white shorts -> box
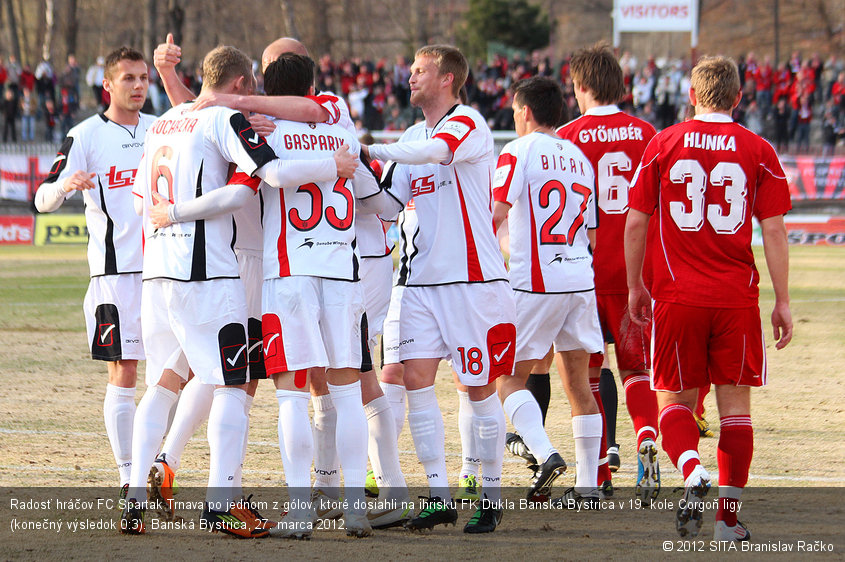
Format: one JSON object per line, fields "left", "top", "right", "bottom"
{"left": 514, "top": 290, "right": 604, "bottom": 362}
{"left": 262, "top": 276, "right": 365, "bottom": 373}
{"left": 399, "top": 281, "right": 516, "bottom": 386}
{"left": 142, "top": 278, "right": 248, "bottom": 387}
{"left": 83, "top": 273, "right": 144, "bottom": 361}
{"left": 360, "top": 255, "right": 393, "bottom": 349}
{"left": 381, "top": 284, "right": 405, "bottom": 365}
{"left": 237, "top": 250, "right": 267, "bottom": 379}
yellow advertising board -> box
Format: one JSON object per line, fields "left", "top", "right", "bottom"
{"left": 34, "top": 214, "right": 88, "bottom": 245}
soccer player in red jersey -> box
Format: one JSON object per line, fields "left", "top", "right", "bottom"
{"left": 625, "top": 56, "right": 793, "bottom": 541}
{"left": 557, "top": 44, "right": 660, "bottom": 501}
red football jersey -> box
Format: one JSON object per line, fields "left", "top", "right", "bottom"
{"left": 557, "top": 106, "right": 656, "bottom": 294}
{"left": 629, "top": 113, "right": 791, "bottom": 307}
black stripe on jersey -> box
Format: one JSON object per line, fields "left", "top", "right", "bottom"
{"left": 230, "top": 216, "right": 237, "bottom": 252}
{"left": 351, "top": 238, "right": 359, "bottom": 282}
{"left": 229, "top": 113, "right": 278, "bottom": 170}
{"left": 378, "top": 162, "right": 407, "bottom": 212}
{"left": 190, "top": 161, "right": 208, "bottom": 282}
{"left": 259, "top": 190, "right": 265, "bottom": 229}
{"left": 396, "top": 214, "right": 420, "bottom": 287}
{"left": 43, "top": 137, "right": 74, "bottom": 184}
{"left": 97, "top": 176, "right": 118, "bottom": 275}
{"left": 513, "top": 286, "right": 594, "bottom": 295}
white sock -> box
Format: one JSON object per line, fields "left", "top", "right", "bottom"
{"left": 503, "top": 390, "right": 556, "bottom": 463}
{"left": 407, "top": 386, "right": 450, "bottom": 501}
{"left": 160, "top": 377, "right": 214, "bottom": 471}
{"left": 206, "top": 387, "right": 248, "bottom": 510}
{"left": 380, "top": 382, "right": 406, "bottom": 439}
{"left": 457, "top": 390, "right": 480, "bottom": 478}
{"left": 311, "top": 393, "right": 340, "bottom": 495}
{"left": 364, "top": 395, "right": 408, "bottom": 500}
{"left": 104, "top": 384, "right": 135, "bottom": 487}
{"left": 277, "top": 390, "right": 313, "bottom": 509}
{"left": 327, "top": 381, "right": 368, "bottom": 515}
{"left": 127, "top": 385, "right": 178, "bottom": 502}
{"left": 572, "top": 414, "right": 603, "bottom": 496}
{"left": 470, "top": 393, "right": 505, "bottom": 503}
{"left": 232, "top": 393, "right": 253, "bottom": 498}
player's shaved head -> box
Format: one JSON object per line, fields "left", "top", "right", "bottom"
{"left": 262, "top": 37, "right": 309, "bottom": 72}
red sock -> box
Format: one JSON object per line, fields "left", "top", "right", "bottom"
{"left": 622, "top": 373, "right": 658, "bottom": 447}
{"left": 658, "top": 404, "right": 701, "bottom": 480}
{"left": 695, "top": 386, "right": 710, "bottom": 417}
{"left": 590, "top": 378, "right": 612, "bottom": 486}
{"left": 716, "top": 416, "right": 753, "bottom": 526}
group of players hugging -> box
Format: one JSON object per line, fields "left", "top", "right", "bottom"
{"left": 35, "top": 32, "right": 792, "bottom": 542}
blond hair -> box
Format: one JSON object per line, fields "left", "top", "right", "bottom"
{"left": 415, "top": 44, "right": 468, "bottom": 97}
{"left": 201, "top": 45, "right": 253, "bottom": 90}
{"left": 690, "top": 56, "right": 741, "bottom": 111}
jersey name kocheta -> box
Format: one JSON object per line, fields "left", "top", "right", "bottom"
{"left": 260, "top": 119, "right": 377, "bottom": 281}
{"left": 629, "top": 114, "right": 791, "bottom": 307}
{"left": 384, "top": 104, "right": 507, "bottom": 286}
{"left": 43, "top": 113, "right": 156, "bottom": 277}
{"left": 133, "top": 103, "right": 277, "bottom": 281}
{"left": 493, "top": 132, "right": 596, "bottom": 293}
{"left": 556, "top": 106, "right": 656, "bottom": 295}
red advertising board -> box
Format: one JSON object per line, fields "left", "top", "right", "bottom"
{"left": 0, "top": 215, "right": 34, "bottom": 245}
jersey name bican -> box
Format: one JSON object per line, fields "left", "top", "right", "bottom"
{"left": 493, "top": 132, "right": 596, "bottom": 293}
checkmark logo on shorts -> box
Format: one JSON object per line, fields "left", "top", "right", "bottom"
{"left": 100, "top": 324, "right": 115, "bottom": 343}
{"left": 493, "top": 341, "right": 511, "bottom": 363}
{"left": 248, "top": 340, "right": 262, "bottom": 355}
{"left": 263, "top": 333, "right": 279, "bottom": 355}
{"left": 226, "top": 344, "right": 247, "bottom": 366}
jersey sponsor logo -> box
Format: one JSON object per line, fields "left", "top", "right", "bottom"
{"left": 122, "top": 142, "right": 144, "bottom": 149}
{"left": 410, "top": 175, "right": 435, "bottom": 197}
{"left": 105, "top": 166, "right": 137, "bottom": 189}
{"left": 298, "top": 238, "right": 315, "bottom": 249}
{"left": 548, "top": 253, "right": 564, "bottom": 265}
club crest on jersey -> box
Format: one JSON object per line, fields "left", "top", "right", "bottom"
{"left": 238, "top": 126, "right": 265, "bottom": 148}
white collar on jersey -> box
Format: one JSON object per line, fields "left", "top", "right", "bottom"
{"left": 693, "top": 113, "right": 733, "bottom": 123}
{"left": 584, "top": 104, "right": 621, "bottom": 116}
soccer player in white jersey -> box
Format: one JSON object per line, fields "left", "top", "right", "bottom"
{"left": 364, "top": 44, "right": 516, "bottom": 534}
{"left": 557, "top": 44, "right": 660, "bottom": 502}
{"left": 626, "top": 56, "right": 792, "bottom": 541}
{"left": 35, "top": 47, "right": 152, "bottom": 501}
{"left": 122, "top": 45, "right": 350, "bottom": 538}
{"left": 492, "top": 77, "right": 605, "bottom": 507}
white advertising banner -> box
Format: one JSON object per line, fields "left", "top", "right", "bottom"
{"left": 614, "top": 0, "right": 696, "bottom": 32}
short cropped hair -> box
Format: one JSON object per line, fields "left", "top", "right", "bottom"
{"left": 512, "top": 77, "right": 564, "bottom": 128}
{"left": 201, "top": 45, "right": 253, "bottom": 90}
{"left": 690, "top": 56, "right": 741, "bottom": 111}
{"left": 103, "top": 47, "right": 145, "bottom": 80}
{"left": 568, "top": 43, "right": 624, "bottom": 105}
{"left": 415, "top": 44, "right": 468, "bottom": 97}
{"left": 264, "top": 53, "right": 315, "bottom": 97}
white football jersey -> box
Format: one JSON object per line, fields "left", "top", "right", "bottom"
{"left": 133, "top": 103, "right": 277, "bottom": 281}
{"left": 40, "top": 112, "right": 155, "bottom": 277}
{"left": 314, "top": 91, "right": 392, "bottom": 258}
{"left": 493, "top": 132, "right": 597, "bottom": 293}
{"left": 383, "top": 104, "right": 507, "bottom": 286}
{"left": 260, "top": 119, "right": 377, "bottom": 281}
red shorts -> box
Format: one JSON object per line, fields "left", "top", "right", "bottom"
{"left": 589, "top": 293, "right": 650, "bottom": 372}
{"left": 651, "top": 301, "right": 766, "bottom": 393}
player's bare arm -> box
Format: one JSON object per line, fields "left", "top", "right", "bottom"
{"left": 191, "top": 91, "right": 328, "bottom": 123}
{"left": 153, "top": 33, "right": 195, "bottom": 106}
{"left": 760, "top": 214, "right": 793, "bottom": 349}
{"left": 34, "top": 170, "right": 96, "bottom": 212}
{"left": 624, "top": 208, "right": 652, "bottom": 326}
{"left": 492, "top": 201, "right": 511, "bottom": 233}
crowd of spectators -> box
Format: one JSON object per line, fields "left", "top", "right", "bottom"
{"left": 1, "top": 48, "right": 843, "bottom": 155}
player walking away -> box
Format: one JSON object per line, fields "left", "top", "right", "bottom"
{"left": 34, "top": 47, "right": 152, "bottom": 502}
{"left": 122, "top": 45, "right": 352, "bottom": 538}
{"left": 493, "top": 77, "right": 604, "bottom": 507}
{"left": 625, "top": 56, "right": 793, "bottom": 541}
{"left": 556, "top": 43, "right": 661, "bottom": 502}
{"left": 365, "top": 44, "right": 516, "bottom": 534}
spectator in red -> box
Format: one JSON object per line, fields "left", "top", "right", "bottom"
{"left": 794, "top": 93, "right": 813, "bottom": 153}
{"left": 754, "top": 55, "right": 774, "bottom": 116}
{"left": 19, "top": 64, "right": 35, "bottom": 93}
{"left": 831, "top": 71, "right": 845, "bottom": 110}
